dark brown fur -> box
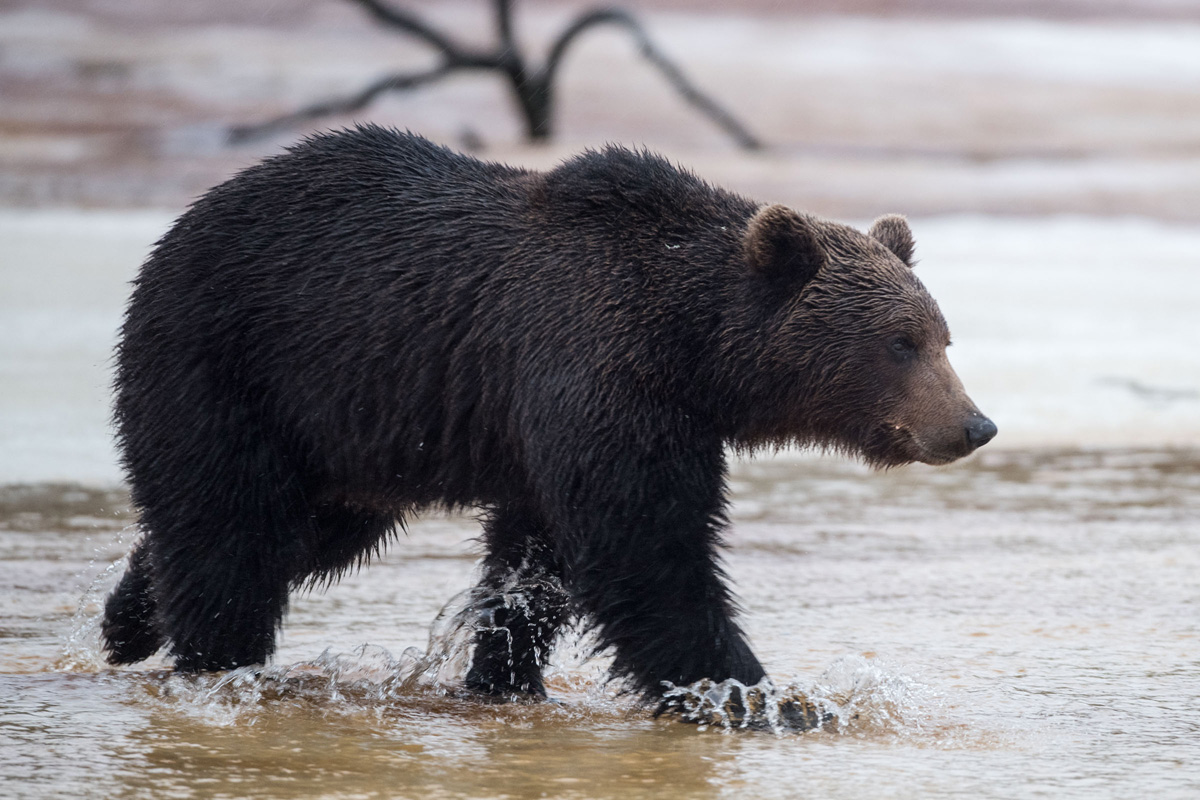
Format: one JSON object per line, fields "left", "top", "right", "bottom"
{"left": 101, "top": 126, "right": 994, "bottom": 704}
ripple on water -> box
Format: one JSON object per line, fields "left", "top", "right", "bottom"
{"left": 3, "top": 449, "right": 1199, "bottom": 798}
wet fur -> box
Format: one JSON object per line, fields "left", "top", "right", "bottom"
{"left": 103, "top": 126, "right": 977, "bottom": 698}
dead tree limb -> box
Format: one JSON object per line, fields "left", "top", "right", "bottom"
{"left": 229, "top": 66, "right": 453, "bottom": 144}
{"left": 540, "top": 8, "right": 760, "bottom": 149}
{"left": 229, "top": 0, "right": 761, "bottom": 149}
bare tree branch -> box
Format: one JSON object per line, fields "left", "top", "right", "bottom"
{"left": 541, "top": 8, "right": 761, "bottom": 149}
{"left": 348, "top": 0, "right": 502, "bottom": 69}
{"left": 228, "top": 0, "right": 762, "bottom": 150}
{"left": 229, "top": 65, "right": 453, "bottom": 144}
{"left": 346, "top": 0, "right": 465, "bottom": 61}
{"left": 494, "top": 0, "right": 520, "bottom": 55}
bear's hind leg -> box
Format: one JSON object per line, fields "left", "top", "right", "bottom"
{"left": 464, "top": 502, "right": 570, "bottom": 698}
{"left": 153, "top": 501, "right": 303, "bottom": 672}
{"left": 139, "top": 444, "right": 313, "bottom": 672}
{"left": 101, "top": 537, "right": 165, "bottom": 664}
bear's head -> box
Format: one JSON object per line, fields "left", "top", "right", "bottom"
{"left": 730, "top": 204, "right": 996, "bottom": 467}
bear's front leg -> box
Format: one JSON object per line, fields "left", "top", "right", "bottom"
{"left": 464, "top": 501, "right": 570, "bottom": 697}
{"left": 536, "top": 435, "right": 766, "bottom": 701}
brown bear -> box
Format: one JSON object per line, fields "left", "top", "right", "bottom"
{"left": 101, "top": 125, "right": 995, "bottom": 711}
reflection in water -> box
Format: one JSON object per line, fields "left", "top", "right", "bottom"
{"left": 1, "top": 448, "right": 1198, "bottom": 798}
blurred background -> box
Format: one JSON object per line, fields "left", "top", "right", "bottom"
{"left": 6, "top": 0, "right": 1200, "bottom": 214}
{"left": 3, "top": 6, "right": 1200, "bottom": 797}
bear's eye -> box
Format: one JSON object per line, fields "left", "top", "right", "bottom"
{"left": 888, "top": 336, "right": 917, "bottom": 360}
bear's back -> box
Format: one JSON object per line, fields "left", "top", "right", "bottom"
{"left": 118, "top": 128, "right": 754, "bottom": 507}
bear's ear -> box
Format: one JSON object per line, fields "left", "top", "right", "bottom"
{"left": 743, "top": 204, "right": 825, "bottom": 289}
{"left": 869, "top": 214, "right": 916, "bottom": 267}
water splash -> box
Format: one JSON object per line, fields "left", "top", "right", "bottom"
{"left": 57, "top": 524, "right": 142, "bottom": 672}
{"left": 808, "top": 655, "right": 941, "bottom": 736}
{"left": 55, "top": 529, "right": 938, "bottom": 738}
{"left": 663, "top": 655, "right": 937, "bottom": 735}
{"left": 662, "top": 678, "right": 831, "bottom": 733}
{"left": 146, "top": 587, "right": 511, "bottom": 725}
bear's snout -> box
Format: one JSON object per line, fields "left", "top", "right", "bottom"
{"left": 964, "top": 413, "right": 998, "bottom": 450}
{"left": 897, "top": 354, "right": 997, "bottom": 466}
{"left": 911, "top": 405, "right": 996, "bottom": 465}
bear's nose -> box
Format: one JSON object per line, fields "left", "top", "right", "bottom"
{"left": 965, "top": 414, "right": 998, "bottom": 449}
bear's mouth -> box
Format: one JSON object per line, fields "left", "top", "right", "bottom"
{"left": 856, "top": 422, "right": 925, "bottom": 468}
{"left": 863, "top": 422, "right": 968, "bottom": 468}
{"left": 913, "top": 448, "right": 963, "bottom": 467}
{"left": 906, "top": 426, "right": 978, "bottom": 466}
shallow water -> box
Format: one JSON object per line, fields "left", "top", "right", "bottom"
{"left": 2, "top": 448, "right": 1198, "bottom": 799}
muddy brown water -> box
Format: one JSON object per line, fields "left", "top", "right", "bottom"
{"left": 1, "top": 447, "right": 1197, "bottom": 799}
